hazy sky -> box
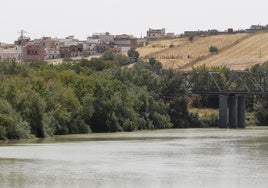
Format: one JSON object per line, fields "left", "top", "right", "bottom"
{"left": 1, "top": 0, "right": 268, "bottom": 43}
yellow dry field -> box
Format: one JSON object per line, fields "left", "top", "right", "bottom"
{"left": 137, "top": 33, "right": 268, "bottom": 70}
{"left": 192, "top": 32, "right": 268, "bottom": 70}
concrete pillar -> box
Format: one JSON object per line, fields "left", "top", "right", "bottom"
{"left": 237, "top": 95, "right": 246, "bottom": 128}
{"left": 229, "top": 95, "right": 238, "bottom": 128}
{"left": 219, "top": 95, "right": 228, "bottom": 128}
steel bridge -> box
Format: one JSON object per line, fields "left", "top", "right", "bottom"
{"left": 183, "top": 71, "right": 268, "bottom": 128}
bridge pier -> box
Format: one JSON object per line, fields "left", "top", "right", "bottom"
{"left": 229, "top": 95, "right": 238, "bottom": 128}
{"left": 219, "top": 95, "right": 228, "bottom": 128}
{"left": 219, "top": 95, "right": 246, "bottom": 128}
{"left": 237, "top": 96, "right": 246, "bottom": 128}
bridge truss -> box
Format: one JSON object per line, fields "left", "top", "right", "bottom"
{"left": 183, "top": 71, "right": 268, "bottom": 95}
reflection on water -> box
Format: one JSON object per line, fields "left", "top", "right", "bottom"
{"left": 0, "top": 128, "right": 268, "bottom": 188}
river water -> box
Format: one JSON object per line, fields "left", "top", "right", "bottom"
{"left": 0, "top": 128, "right": 268, "bottom": 188}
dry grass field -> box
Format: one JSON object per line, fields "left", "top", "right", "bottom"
{"left": 137, "top": 32, "right": 268, "bottom": 71}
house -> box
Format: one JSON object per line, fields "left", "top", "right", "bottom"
{"left": 114, "top": 34, "right": 137, "bottom": 52}
{"left": 228, "top": 28, "right": 234, "bottom": 34}
{"left": 59, "top": 44, "right": 83, "bottom": 58}
{"left": 147, "top": 28, "right": 165, "bottom": 40}
{"left": 94, "top": 44, "right": 111, "bottom": 54}
{"left": 87, "top": 37, "right": 101, "bottom": 45}
{"left": 0, "top": 42, "right": 15, "bottom": 49}
{"left": 137, "top": 38, "right": 147, "bottom": 47}
{"left": 0, "top": 48, "right": 18, "bottom": 61}
{"left": 246, "top": 25, "right": 268, "bottom": 33}
{"left": 70, "top": 44, "right": 83, "bottom": 57}
{"left": 92, "top": 32, "right": 114, "bottom": 44}
{"left": 34, "top": 37, "right": 59, "bottom": 48}
{"left": 23, "top": 43, "right": 45, "bottom": 62}
{"left": 45, "top": 48, "right": 61, "bottom": 60}
{"left": 165, "top": 33, "right": 175, "bottom": 39}
{"left": 59, "top": 36, "right": 79, "bottom": 47}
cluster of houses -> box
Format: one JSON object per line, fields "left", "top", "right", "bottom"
{"left": 0, "top": 32, "right": 142, "bottom": 62}
{"left": 0, "top": 28, "right": 178, "bottom": 62}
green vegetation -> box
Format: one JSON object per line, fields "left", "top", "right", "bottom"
{"left": 0, "top": 52, "right": 198, "bottom": 140}
{"left": 127, "top": 49, "right": 140, "bottom": 62}
{"left": 250, "top": 62, "right": 268, "bottom": 125}
{"left": 1, "top": 55, "right": 267, "bottom": 140}
{"left": 209, "top": 45, "right": 218, "bottom": 54}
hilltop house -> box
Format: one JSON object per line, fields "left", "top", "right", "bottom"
{"left": 246, "top": 25, "right": 268, "bottom": 33}
{"left": 146, "top": 28, "right": 166, "bottom": 40}
{"left": 114, "top": 34, "right": 137, "bottom": 52}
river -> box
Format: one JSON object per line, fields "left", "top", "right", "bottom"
{"left": 0, "top": 128, "right": 268, "bottom": 188}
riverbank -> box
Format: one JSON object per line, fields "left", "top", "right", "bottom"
{"left": 1, "top": 127, "right": 268, "bottom": 145}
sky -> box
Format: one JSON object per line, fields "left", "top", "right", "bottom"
{"left": 1, "top": 0, "right": 268, "bottom": 43}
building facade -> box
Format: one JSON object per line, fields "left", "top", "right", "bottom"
{"left": 114, "top": 35, "right": 137, "bottom": 48}
{"left": 0, "top": 48, "right": 18, "bottom": 61}
{"left": 147, "top": 28, "right": 166, "bottom": 40}
{"left": 34, "top": 37, "right": 59, "bottom": 48}
{"left": 23, "top": 43, "right": 45, "bottom": 62}
{"left": 45, "top": 48, "right": 61, "bottom": 60}
{"left": 59, "top": 44, "right": 83, "bottom": 58}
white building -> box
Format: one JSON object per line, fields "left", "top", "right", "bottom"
{"left": 89, "top": 32, "right": 114, "bottom": 44}
{"left": 99, "top": 34, "right": 114, "bottom": 44}
{"left": 0, "top": 48, "right": 19, "bottom": 61}
{"left": 87, "top": 37, "right": 101, "bottom": 44}
{"left": 45, "top": 48, "right": 61, "bottom": 60}
{"left": 59, "top": 36, "right": 79, "bottom": 46}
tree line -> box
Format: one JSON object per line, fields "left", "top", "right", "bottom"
{"left": 0, "top": 51, "right": 267, "bottom": 140}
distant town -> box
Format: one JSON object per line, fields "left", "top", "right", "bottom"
{"left": 0, "top": 24, "right": 267, "bottom": 62}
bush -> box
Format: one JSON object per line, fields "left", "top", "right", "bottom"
{"left": 127, "top": 49, "right": 140, "bottom": 62}
{"left": 199, "top": 113, "right": 218, "bottom": 127}
{"left": 209, "top": 46, "right": 218, "bottom": 53}
{"left": 188, "top": 35, "right": 194, "bottom": 42}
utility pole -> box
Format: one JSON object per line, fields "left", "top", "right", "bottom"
{"left": 16, "top": 30, "right": 29, "bottom": 61}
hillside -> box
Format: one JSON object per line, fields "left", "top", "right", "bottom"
{"left": 137, "top": 32, "right": 268, "bottom": 71}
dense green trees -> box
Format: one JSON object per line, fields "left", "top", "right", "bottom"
{"left": 0, "top": 54, "right": 193, "bottom": 140}
{"left": 1, "top": 54, "right": 267, "bottom": 140}
{"left": 250, "top": 62, "right": 268, "bottom": 125}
